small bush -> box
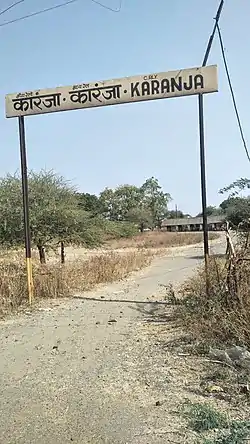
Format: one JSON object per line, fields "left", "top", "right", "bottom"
{"left": 201, "top": 421, "right": 250, "bottom": 443}
{"left": 184, "top": 402, "right": 228, "bottom": 433}
{"left": 212, "top": 421, "right": 250, "bottom": 444}
{"left": 184, "top": 403, "right": 250, "bottom": 444}
{"left": 176, "top": 254, "right": 250, "bottom": 348}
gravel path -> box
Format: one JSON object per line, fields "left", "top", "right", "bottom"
{"left": 0, "top": 239, "right": 225, "bottom": 444}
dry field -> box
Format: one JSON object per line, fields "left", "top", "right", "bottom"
{"left": 105, "top": 230, "right": 219, "bottom": 249}
{"left": 0, "top": 250, "right": 153, "bottom": 317}
{"left": 0, "top": 231, "right": 220, "bottom": 317}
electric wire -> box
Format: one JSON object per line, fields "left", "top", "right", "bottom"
{"left": 0, "top": 0, "right": 24, "bottom": 17}
{"left": 216, "top": 24, "right": 250, "bottom": 163}
{"left": 0, "top": 0, "right": 122, "bottom": 27}
{"left": 90, "top": 0, "right": 122, "bottom": 12}
{"left": 0, "top": 0, "right": 82, "bottom": 27}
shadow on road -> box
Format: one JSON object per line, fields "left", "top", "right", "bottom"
{"left": 134, "top": 301, "right": 174, "bottom": 324}
{"left": 73, "top": 295, "right": 168, "bottom": 306}
{"left": 73, "top": 295, "right": 173, "bottom": 323}
{"left": 188, "top": 252, "right": 226, "bottom": 260}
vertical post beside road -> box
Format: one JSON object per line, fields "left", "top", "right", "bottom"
{"left": 18, "top": 115, "right": 34, "bottom": 304}
{"left": 198, "top": 93, "right": 209, "bottom": 270}
{"left": 198, "top": 0, "right": 224, "bottom": 283}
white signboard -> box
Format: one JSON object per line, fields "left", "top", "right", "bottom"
{"left": 5, "top": 65, "right": 218, "bottom": 118}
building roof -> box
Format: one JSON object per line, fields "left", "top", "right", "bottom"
{"left": 162, "top": 215, "right": 225, "bottom": 226}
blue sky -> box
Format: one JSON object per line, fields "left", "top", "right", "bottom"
{"left": 0, "top": 0, "right": 249, "bottom": 215}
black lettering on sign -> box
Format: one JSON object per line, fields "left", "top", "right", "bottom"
{"left": 16, "top": 91, "right": 34, "bottom": 98}
{"left": 130, "top": 82, "right": 140, "bottom": 97}
{"left": 91, "top": 89, "right": 102, "bottom": 102}
{"left": 41, "top": 93, "right": 62, "bottom": 109}
{"left": 11, "top": 93, "right": 62, "bottom": 113}
{"left": 69, "top": 89, "right": 92, "bottom": 104}
{"left": 131, "top": 79, "right": 170, "bottom": 97}
{"left": 194, "top": 74, "right": 204, "bottom": 90}
{"left": 143, "top": 74, "right": 158, "bottom": 80}
{"left": 151, "top": 80, "right": 160, "bottom": 95}
{"left": 161, "top": 79, "right": 170, "bottom": 94}
{"left": 69, "top": 84, "right": 122, "bottom": 105}
{"left": 72, "top": 83, "right": 90, "bottom": 90}
{"left": 170, "top": 77, "right": 182, "bottom": 92}
{"left": 12, "top": 97, "right": 33, "bottom": 112}
{"left": 183, "top": 75, "right": 193, "bottom": 91}
{"left": 101, "top": 84, "right": 122, "bottom": 100}
{"left": 141, "top": 81, "right": 151, "bottom": 96}
{"left": 130, "top": 73, "right": 205, "bottom": 98}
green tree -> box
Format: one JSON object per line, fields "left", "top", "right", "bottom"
{"left": 99, "top": 185, "right": 142, "bottom": 221}
{"left": 112, "top": 185, "right": 142, "bottom": 220}
{"left": 99, "top": 187, "right": 116, "bottom": 220}
{"left": 220, "top": 196, "right": 244, "bottom": 211}
{"left": 0, "top": 171, "right": 102, "bottom": 261}
{"left": 219, "top": 178, "right": 250, "bottom": 197}
{"left": 167, "top": 210, "right": 186, "bottom": 219}
{"left": 98, "top": 178, "right": 172, "bottom": 229}
{"left": 76, "top": 192, "right": 104, "bottom": 216}
{"left": 225, "top": 199, "right": 250, "bottom": 228}
{"left": 219, "top": 178, "right": 250, "bottom": 228}
{"left": 219, "top": 196, "right": 250, "bottom": 228}
{"left": 140, "top": 177, "right": 172, "bottom": 228}
{"left": 196, "top": 206, "right": 223, "bottom": 217}
{"left": 126, "top": 207, "right": 153, "bottom": 232}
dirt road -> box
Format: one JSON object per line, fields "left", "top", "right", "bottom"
{"left": 0, "top": 239, "right": 225, "bottom": 444}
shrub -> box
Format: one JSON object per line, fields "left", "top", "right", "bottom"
{"left": 175, "top": 252, "right": 250, "bottom": 348}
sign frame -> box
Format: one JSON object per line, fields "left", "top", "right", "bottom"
{"left": 5, "top": 65, "right": 218, "bottom": 118}
{"left": 5, "top": 63, "right": 219, "bottom": 304}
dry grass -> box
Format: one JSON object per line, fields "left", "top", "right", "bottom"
{"left": 106, "top": 231, "right": 220, "bottom": 249}
{"left": 174, "top": 253, "right": 250, "bottom": 348}
{"left": 0, "top": 250, "right": 153, "bottom": 317}
{"left": 0, "top": 231, "right": 220, "bottom": 317}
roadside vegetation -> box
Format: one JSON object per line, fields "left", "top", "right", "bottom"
{"left": 106, "top": 231, "right": 219, "bottom": 249}
{"left": 158, "top": 177, "right": 250, "bottom": 439}
{"left": 0, "top": 171, "right": 174, "bottom": 257}
{"left": 1, "top": 170, "right": 248, "bottom": 321}
{"left": 183, "top": 402, "right": 250, "bottom": 443}
{"left": 0, "top": 250, "right": 153, "bottom": 317}
{"left": 175, "top": 252, "right": 250, "bottom": 348}
{"left": 0, "top": 169, "right": 219, "bottom": 316}
{"left": 171, "top": 177, "right": 250, "bottom": 349}
{"left": 1, "top": 171, "right": 250, "bottom": 440}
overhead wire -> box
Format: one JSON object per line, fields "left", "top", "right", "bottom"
{"left": 90, "top": 0, "right": 122, "bottom": 12}
{"left": 0, "top": 0, "right": 82, "bottom": 27}
{"left": 0, "top": 0, "right": 122, "bottom": 27}
{"left": 216, "top": 24, "right": 250, "bottom": 163}
{"left": 0, "top": 0, "right": 24, "bottom": 17}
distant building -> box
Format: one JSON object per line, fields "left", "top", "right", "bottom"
{"left": 161, "top": 215, "right": 225, "bottom": 232}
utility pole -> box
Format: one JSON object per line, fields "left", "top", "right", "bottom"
{"left": 18, "top": 116, "right": 34, "bottom": 304}
{"left": 198, "top": 0, "right": 224, "bottom": 274}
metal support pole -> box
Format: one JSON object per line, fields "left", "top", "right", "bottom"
{"left": 198, "top": 94, "right": 209, "bottom": 269}
{"left": 18, "top": 116, "right": 34, "bottom": 304}
{"left": 198, "top": 0, "right": 224, "bottom": 275}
